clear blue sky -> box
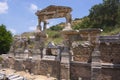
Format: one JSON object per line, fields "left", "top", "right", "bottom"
{"left": 0, "top": 0, "right": 103, "bottom": 34}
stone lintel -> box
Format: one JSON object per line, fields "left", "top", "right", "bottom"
{"left": 71, "top": 61, "right": 91, "bottom": 66}
{"left": 101, "top": 63, "right": 120, "bottom": 68}
{"left": 36, "top": 5, "right": 72, "bottom": 21}
{"left": 100, "top": 35, "right": 120, "bottom": 43}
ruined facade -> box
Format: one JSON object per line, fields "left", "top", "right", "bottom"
{"left": 2, "top": 5, "right": 120, "bottom": 80}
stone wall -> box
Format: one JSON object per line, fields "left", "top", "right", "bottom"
{"left": 100, "top": 43, "right": 120, "bottom": 64}
{"left": 2, "top": 58, "right": 60, "bottom": 79}
{"left": 100, "top": 68, "right": 120, "bottom": 80}
{"left": 38, "top": 60, "right": 60, "bottom": 78}
{"left": 70, "top": 61, "right": 91, "bottom": 80}
{"left": 2, "top": 57, "right": 15, "bottom": 69}
{"left": 72, "top": 43, "right": 93, "bottom": 62}
{"left": 3, "top": 31, "right": 120, "bottom": 80}
{"left": 60, "top": 63, "right": 69, "bottom": 79}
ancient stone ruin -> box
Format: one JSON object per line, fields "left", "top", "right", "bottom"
{"left": 1, "top": 5, "right": 120, "bottom": 80}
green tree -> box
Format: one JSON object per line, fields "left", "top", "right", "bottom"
{"left": 0, "top": 24, "right": 13, "bottom": 54}
{"left": 116, "top": 0, "right": 120, "bottom": 26}
{"left": 73, "top": 0, "right": 120, "bottom": 32}
{"left": 89, "top": 0, "right": 120, "bottom": 30}
{"left": 73, "top": 17, "right": 91, "bottom": 30}
{"left": 50, "top": 25, "right": 63, "bottom": 31}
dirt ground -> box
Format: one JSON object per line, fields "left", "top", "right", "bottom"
{"left": 0, "top": 68, "right": 56, "bottom": 80}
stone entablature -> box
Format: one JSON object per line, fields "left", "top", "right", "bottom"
{"left": 62, "top": 29, "right": 102, "bottom": 45}
{"left": 99, "top": 35, "right": 120, "bottom": 43}
{"left": 36, "top": 5, "right": 72, "bottom": 21}
{"left": 35, "top": 5, "right": 72, "bottom": 32}
{"left": 61, "top": 29, "right": 101, "bottom": 63}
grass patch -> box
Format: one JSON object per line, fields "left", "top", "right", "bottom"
{"left": 46, "top": 29, "right": 63, "bottom": 45}
{"left": 101, "top": 27, "right": 120, "bottom": 36}
{"left": 0, "top": 56, "right": 3, "bottom": 63}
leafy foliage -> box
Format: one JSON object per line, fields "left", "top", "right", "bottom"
{"left": 46, "top": 29, "right": 62, "bottom": 44}
{"left": 89, "top": 0, "right": 120, "bottom": 29}
{"left": 73, "top": 0, "right": 120, "bottom": 33}
{"left": 73, "top": 17, "right": 91, "bottom": 30}
{"left": 50, "top": 25, "right": 63, "bottom": 31}
{"left": 0, "top": 24, "right": 13, "bottom": 54}
{"left": 0, "top": 56, "right": 3, "bottom": 63}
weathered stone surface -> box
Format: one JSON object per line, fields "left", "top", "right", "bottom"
{"left": 70, "top": 62, "right": 91, "bottom": 80}
{"left": 72, "top": 43, "right": 93, "bottom": 62}
{"left": 2, "top": 58, "right": 60, "bottom": 79}
{"left": 62, "top": 23, "right": 72, "bottom": 31}
{"left": 100, "top": 43, "right": 120, "bottom": 64}
{"left": 36, "top": 5, "right": 72, "bottom": 33}
{"left": 100, "top": 68, "right": 120, "bottom": 80}
{"left": 60, "top": 63, "right": 70, "bottom": 79}
{"left": 36, "top": 5, "right": 72, "bottom": 21}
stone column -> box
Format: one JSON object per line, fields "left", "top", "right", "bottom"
{"left": 38, "top": 19, "right": 41, "bottom": 31}
{"left": 91, "top": 34, "right": 101, "bottom": 80}
{"left": 65, "top": 13, "right": 72, "bottom": 24}
{"left": 39, "top": 37, "right": 45, "bottom": 58}
{"left": 63, "top": 23, "right": 72, "bottom": 31}
{"left": 34, "top": 27, "right": 46, "bottom": 59}
{"left": 63, "top": 13, "right": 72, "bottom": 31}
{"left": 43, "top": 20, "right": 48, "bottom": 32}
{"left": 60, "top": 30, "right": 73, "bottom": 80}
